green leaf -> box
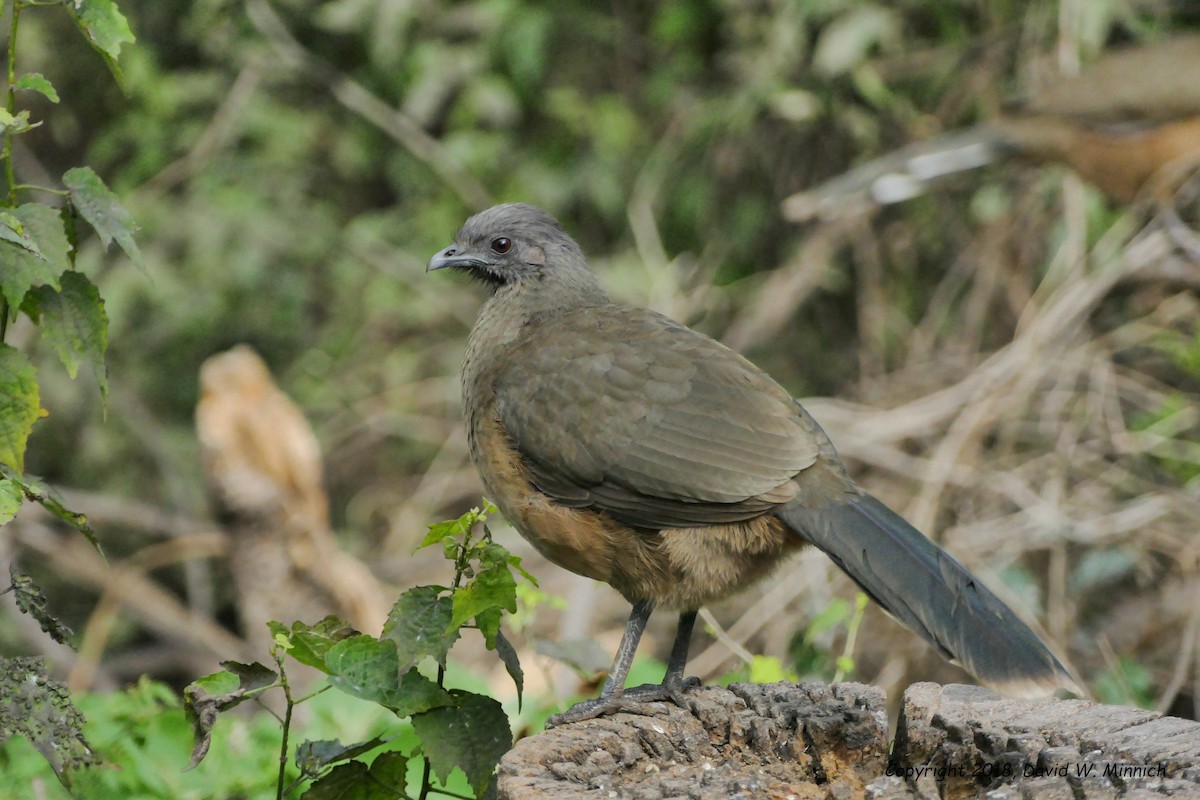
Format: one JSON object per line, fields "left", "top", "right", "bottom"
{"left": 269, "top": 616, "right": 357, "bottom": 672}
{"left": 411, "top": 691, "right": 511, "bottom": 798}
{"left": 62, "top": 167, "right": 142, "bottom": 269}
{"left": 323, "top": 634, "right": 455, "bottom": 716}
{"left": 748, "top": 655, "right": 796, "bottom": 684}
{"left": 494, "top": 629, "right": 523, "bottom": 709}
{"left": 0, "top": 204, "right": 71, "bottom": 314}
{"left": 26, "top": 271, "right": 109, "bottom": 404}
{"left": 0, "top": 478, "right": 21, "bottom": 524}
{"left": 0, "top": 656, "right": 97, "bottom": 776}
{"left": 301, "top": 752, "right": 408, "bottom": 799}
{"left": 14, "top": 73, "right": 59, "bottom": 104}
{"left": 419, "top": 515, "right": 470, "bottom": 550}
{"left": 474, "top": 607, "right": 502, "bottom": 650}
{"left": 451, "top": 562, "right": 517, "bottom": 630}
{"left": 391, "top": 667, "right": 453, "bottom": 717}
{"left": 219, "top": 659, "right": 277, "bottom": 693}
{"left": 295, "top": 737, "right": 388, "bottom": 778}
{"left": 382, "top": 586, "right": 460, "bottom": 670}
{"left": 0, "top": 108, "right": 34, "bottom": 134}
{"left": 182, "top": 662, "right": 279, "bottom": 770}
{"left": 0, "top": 466, "right": 101, "bottom": 553}
{"left": 9, "top": 567, "right": 75, "bottom": 648}
{"left": 66, "top": 0, "right": 135, "bottom": 87}
{"left": 0, "top": 211, "right": 43, "bottom": 256}
{"left": 803, "top": 598, "right": 850, "bottom": 642}
{"left": 418, "top": 502, "right": 494, "bottom": 550}
{"left": 0, "top": 345, "right": 45, "bottom": 471}
{"left": 324, "top": 635, "right": 401, "bottom": 706}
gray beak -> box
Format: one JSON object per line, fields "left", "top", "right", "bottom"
{"left": 427, "top": 246, "right": 487, "bottom": 273}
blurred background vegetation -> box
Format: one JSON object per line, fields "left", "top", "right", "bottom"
{"left": 4, "top": 0, "right": 1200, "bottom": 787}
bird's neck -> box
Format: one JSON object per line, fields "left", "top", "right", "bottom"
{"left": 461, "top": 268, "right": 608, "bottom": 413}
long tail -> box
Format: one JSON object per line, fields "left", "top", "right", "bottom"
{"left": 778, "top": 492, "right": 1079, "bottom": 697}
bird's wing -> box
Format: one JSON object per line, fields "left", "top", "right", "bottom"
{"left": 493, "top": 305, "right": 819, "bottom": 528}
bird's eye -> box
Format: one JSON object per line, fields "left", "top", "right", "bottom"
{"left": 490, "top": 237, "right": 512, "bottom": 254}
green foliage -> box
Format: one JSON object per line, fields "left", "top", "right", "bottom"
{"left": 383, "top": 587, "right": 460, "bottom": 669}
{"left": 62, "top": 167, "right": 143, "bottom": 269}
{"left": 0, "top": 0, "right": 138, "bottom": 788}
{"left": 0, "top": 345, "right": 43, "bottom": 471}
{"left": 6, "top": 566, "right": 75, "bottom": 647}
{"left": 65, "top": 0, "right": 137, "bottom": 87}
{"left": 1, "top": 677, "right": 409, "bottom": 799}
{"left": 0, "top": 465, "right": 101, "bottom": 549}
{"left": 180, "top": 503, "right": 531, "bottom": 799}
{"left": 0, "top": 0, "right": 139, "bottom": 526}
{"left": 0, "top": 656, "right": 96, "bottom": 784}
{"left": 1093, "top": 657, "right": 1156, "bottom": 710}
{"left": 1130, "top": 394, "right": 1200, "bottom": 486}
{"left": 759, "top": 592, "right": 869, "bottom": 684}
{"left": 24, "top": 271, "right": 110, "bottom": 403}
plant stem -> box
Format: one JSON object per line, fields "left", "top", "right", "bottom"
{"left": 419, "top": 522, "right": 481, "bottom": 800}
{"left": 417, "top": 661, "right": 451, "bottom": 800}
{"left": 276, "top": 660, "right": 294, "bottom": 800}
{"left": 5, "top": 0, "right": 19, "bottom": 206}
{"left": 0, "top": 0, "right": 19, "bottom": 344}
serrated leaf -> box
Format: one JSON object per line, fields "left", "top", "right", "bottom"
{"left": 26, "top": 272, "right": 108, "bottom": 404}
{"left": 0, "top": 466, "right": 101, "bottom": 553}
{"left": 0, "top": 109, "right": 34, "bottom": 134}
{"left": 0, "top": 479, "right": 21, "bottom": 524}
{"left": 412, "top": 691, "right": 511, "bottom": 797}
{"left": 0, "top": 211, "right": 43, "bottom": 256}
{"left": 451, "top": 563, "right": 517, "bottom": 630}
{"left": 494, "top": 629, "right": 523, "bottom": 710}
{"left": 391, "top": 667, "right": 453, "bottom": 717}
{"left": 9, "top": 567, "right": 74, "bottom": 647}
{"left": 419, "top": 516, "right": 469, "bottom": 550}
{"left": 382, "top": 586, "right": 459, "bottom": 670}
{"left": 269, "top": 616, "right": 357, "bottom": 672}
{"left": 324, "top": 635, "right": 400, "bottom": 706}
{"left": 419, "top": 503, "right": 493, "bottom": 550}
{"left": 0, "top": 656, "right": 97, "bottom": 775}
{"left": 15, "top": 73, "right": 58, "bottom": 104}
{"left": 0, "top": 204, "right": 70, "bottom": 314}
{"left": 219, "top": 659, "right": 277, "bottom": 693}
{"left": 183, "top": 662, "right": 279, "bottom": 770}
{"left": 295, "top": 737, "right": 388, "bottom": 777}
{"left": 474, "top": 607, "right": 501, "bottom": 650}
{"left": 62, "top": 167, "right": 142, "bottom": 269}
{"left": 0, "top": 346, "right": 45, "bottom": 472}
{"left": 301, "top": 751, "right": 408, "bottom": 799}
{"left": 66, "top": 0, "right": 134, "bottom": 87}
{"left": 323, "top": 634, "right": 455, "bottom": 717}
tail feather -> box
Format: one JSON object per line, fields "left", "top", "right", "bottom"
{"left": 779, "top": 493, "right": 1078, "bottom": 698}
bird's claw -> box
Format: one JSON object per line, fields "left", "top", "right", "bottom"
{"left": 546, "top": 676, "right": 701, "bottom": 727}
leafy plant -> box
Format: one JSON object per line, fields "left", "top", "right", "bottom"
{"left": 0, "top": 0, "right": 140, "bottom": 791}
{"left": 783, "top": 592, "right": 869, "bottom": 683}
{"left": 184, "top": 503, "right": 531, "bottom": 799}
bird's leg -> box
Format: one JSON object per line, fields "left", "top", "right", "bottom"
{"left": 663, "top": 609, "right": 702, "bottom": 700}
{"left": 547, "top": 605, "right": 706, "bottom": 726}
{"left": 546, "top": 599, "right": 654, "bottom": 726}
{"left": 622, "top": 609, "right": 701, "bottom": 705}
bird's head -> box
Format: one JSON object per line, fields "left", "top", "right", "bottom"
{"left": 427, "top": 204, "right": 605, "bottom": 304}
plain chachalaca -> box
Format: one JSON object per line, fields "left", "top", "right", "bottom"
{"left": 429, "top": 203, "right": 1077, "bottom": 724}
{"left": 784, "top": 35, "right": 1200, "bottom": 220}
